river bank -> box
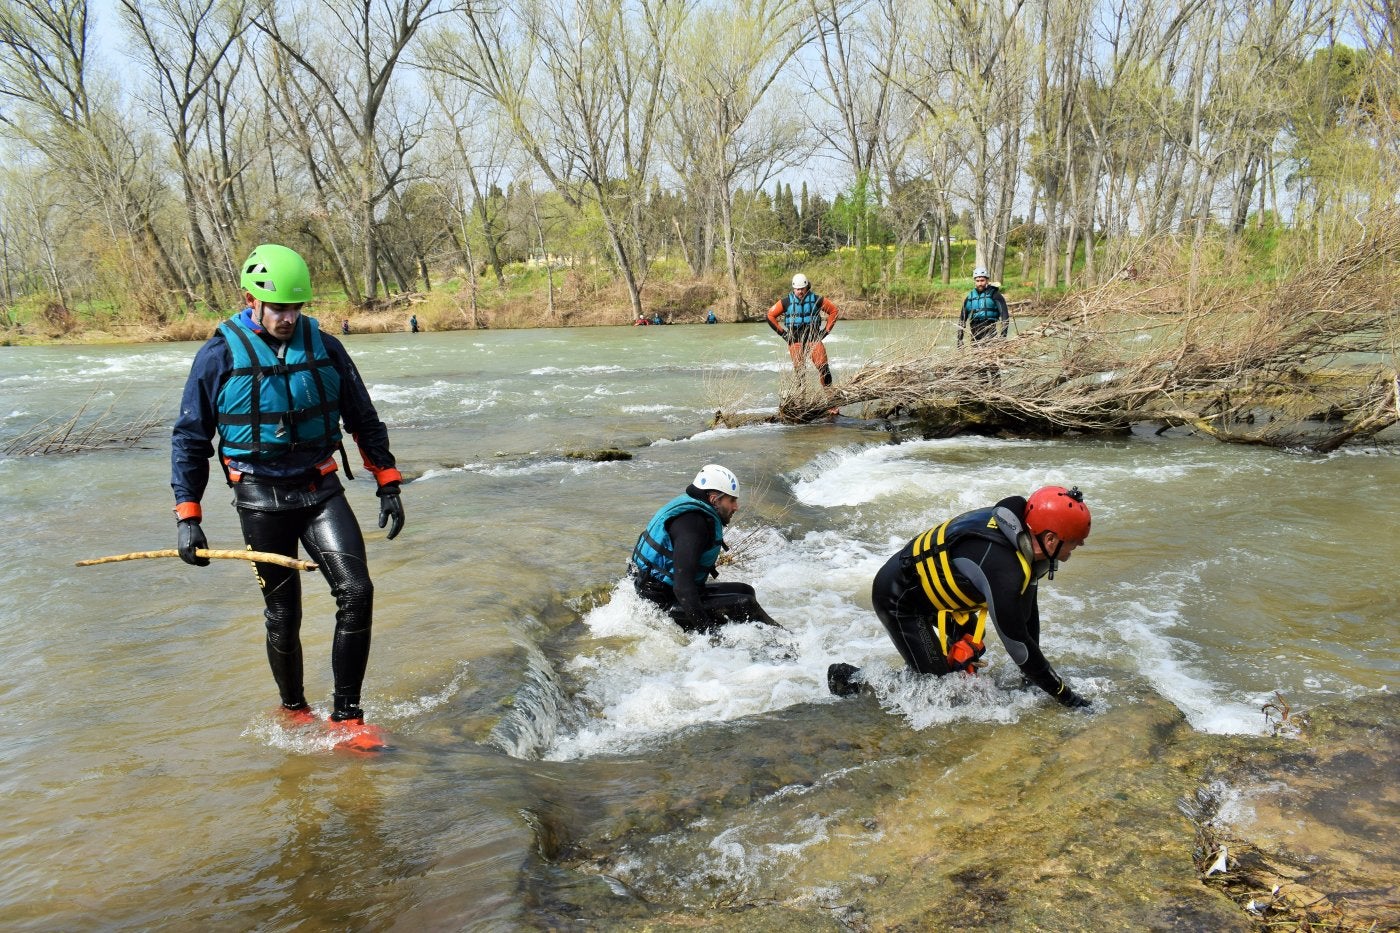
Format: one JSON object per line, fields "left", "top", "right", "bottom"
{"left": 0, "top": 272, "right": 1066, "bottom": 347}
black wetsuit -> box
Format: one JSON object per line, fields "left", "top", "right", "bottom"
{"left": 632, "top": 507, "right": 774, "bottom": 632}
{"left": 872, "top": 496, "right": 1072, "bottom": 700}
{"left": 233, "top": 476, "right": 373, "bottom": 716}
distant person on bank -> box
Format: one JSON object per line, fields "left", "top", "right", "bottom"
{"left": 958, "top": 267, "right": 1009, "bottom": 347}
{"left": 170, "top": 244, "right": 405, "bottom": 739}
{"left": 829, "top": 486, "right": 1094, "bottom": 711}
{"left": 766, "top": 273, "right": 840, "bottom": 389}
{"left": 629, "top": 464, "right": 780, "bottom": 632}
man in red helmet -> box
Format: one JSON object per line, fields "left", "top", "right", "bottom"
{"left": 829, "top": 486, "right": 1093, "bottom": 709}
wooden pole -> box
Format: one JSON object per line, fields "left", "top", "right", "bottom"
{"left": 76, "top": 549, "right": 318, "bottom": 572}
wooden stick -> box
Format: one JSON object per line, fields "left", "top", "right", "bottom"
{"left": 76, "top": 549, "right": 318, "bottom": 572}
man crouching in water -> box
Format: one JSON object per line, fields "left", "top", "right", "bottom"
{"left": 629, "top": 464, "right": 780, "bottom": 632}
{"left": 829, "top": 486, "right": 1093, "bottom": 710}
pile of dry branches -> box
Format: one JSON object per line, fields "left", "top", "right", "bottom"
{"left": 803, "top": 213, "right": 1400, "bottom": 452}
{"left": 3, "top": 393, "right": 167, "bottom": 457}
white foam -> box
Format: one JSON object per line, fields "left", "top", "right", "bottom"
{"left": 786, "top": 437, "right": 1215, "bottom": 512}
{"left": 621, "top": 404, "right": 690, "bottom": 414}
{"left": 545, "top": 523, "right": 1050, "bottom": 759}
{"left": 1102, "top": 569, "right": 1273, "bottom": 735}
{"left": 861, "top": 663, "right": 1046, "bottom": 729}
{"left": 528, "top": 364, "right": 628, "bottom": 376}
{"left": 544, "top": 437, "right": 1330, "bottom": 757}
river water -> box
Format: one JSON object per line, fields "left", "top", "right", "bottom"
{"left": 1, "top": 321, "right": 1396, "bottom": 930}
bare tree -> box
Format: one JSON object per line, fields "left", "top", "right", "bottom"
{"left": 120, "top": 0, "right": 250, "bottom": 307}
{"left": 432, "top": 0, "right": 688, "bottom": 320}
{"left": 252, "top": 0, "right": 458, "bottom": 305}
{"left": 804, "top": 0, "right": 898, "bottom": 292}
{"left": 936, "top": 0, "right": 1029, "bottom": 279}
{"left": 250, "top": 42, "right": 361, "bottom": 300}
{"left": 665, "top": 0, "right": 810, "bottom": 315}
{"left": 424, "top": 74, "right": 510, "bottom": 288}
{"left": 0, "top": 0, "right": 189, "bottom": 307}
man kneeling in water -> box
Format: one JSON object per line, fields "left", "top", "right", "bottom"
{"left": 829, "top": 486, "right": 1093, "bottom": 710}
{"left": 629, "top": 464, "right": 779, "bottom": 632}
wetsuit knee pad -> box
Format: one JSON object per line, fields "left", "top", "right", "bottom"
{"left": 319, "top": 553, "right": 373, "bottom": 602}
{"left": 262, "top": 591, "right": 302, "bottom": 653}
{"left": 332, "top": 578, "right": 374, "bottom": 622}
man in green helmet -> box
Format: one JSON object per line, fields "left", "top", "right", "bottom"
{"left": 170, "top": 244, "right": 405, "bottom": 748}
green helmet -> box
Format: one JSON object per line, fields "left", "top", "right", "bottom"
{"left": 240, "top": 244, "right": 313, "bottom": 303}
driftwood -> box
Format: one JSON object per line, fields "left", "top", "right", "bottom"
{"left": 778, "top": 209, "right": 1400, "bottom": 451}
{"left": 76, "top": 549, "right": 318, "bottom": 572}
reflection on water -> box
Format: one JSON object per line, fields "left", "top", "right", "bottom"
{"left": 1, "top": 324, "right": 1396, "bottom": 929}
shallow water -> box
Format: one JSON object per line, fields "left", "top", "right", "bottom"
{"left": 1, "top": 321, "right": 1396, "bottom": 930}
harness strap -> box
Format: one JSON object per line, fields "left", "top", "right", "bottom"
{"left": 220, "top": 322, "right": 265, "bottom": 460}
{"left": 911, "top": 520, "right": 980, "bottom": 610}
{"left": 299, "top": 316, "right": 338, "bottom": 447}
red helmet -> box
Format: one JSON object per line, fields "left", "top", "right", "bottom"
{"left": 1025, "top": 486, "right": 1091, "bottom": 544}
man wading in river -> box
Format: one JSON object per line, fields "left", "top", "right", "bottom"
{"left": 629, "top": 464, "right": 780, "bottom": 632}
{"left": 829, "top": 486, "right": 1094, "bottom": 710}
{"left": 766, "top": 273, "right": 841, "bottom": 412}
{"left": 170, "top": 244, "right": 405, "bottom": 749}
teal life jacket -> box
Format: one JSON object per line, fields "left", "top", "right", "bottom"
{"left": 630, "top": 494, "right": 724, "bottom": 587}
{"left": 964, "top": 287, "right": 1001, "bottom": 325}
{"left": 216, "top": 314, "right": 342, "bottom": 462}
{"left": 782, "top": 291, "right": 823, "bottom": 331}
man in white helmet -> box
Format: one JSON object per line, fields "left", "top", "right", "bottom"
{"left": 766, "top": 273, "right": 841, "bottom": 392}
{"left": 628, "top": 464, "right": 779, "bottom": 632}
{"left": 958, "top": 267, "right": 1009, "bottom": 347}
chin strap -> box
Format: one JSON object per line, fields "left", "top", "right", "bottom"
{"left": 1041, "top": 533, "right": 1064, "bottom": 580}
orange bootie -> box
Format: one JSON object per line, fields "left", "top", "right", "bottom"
{"left": 327, "top": 716, "right": 386, "bottom": 752}
{"left": 279, "top": 704, "right": 319, "bottom": 726}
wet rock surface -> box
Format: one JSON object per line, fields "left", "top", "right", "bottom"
{"left": 524, "top": 687, "right": 1398, "bottom": 931}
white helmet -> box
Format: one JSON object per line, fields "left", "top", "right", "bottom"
{"left": 693, "top": 463, "right": 740, "bottom": 497}
{"left": 972, "top": 267, "right": 989, "bottom": 278}
{"left": 791, "top": 273, "right": 810, "bottom": 290}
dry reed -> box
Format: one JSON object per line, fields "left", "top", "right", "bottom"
{"left": 4, "top": 393, "right": 168, "bottom": 456}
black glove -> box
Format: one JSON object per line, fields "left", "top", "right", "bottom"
{"left": 177, "top": 518, "right": 209, "bottom": 566}
{"left": 1056, "top": 685, "right": 1092, "bottom": 709}
{"left": 377, "top": 483, "right": 404, "bottom": 540}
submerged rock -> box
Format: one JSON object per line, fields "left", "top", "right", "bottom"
{"left": 564, "top": 448, "right": 633, "bottom": 462}
{"left": 521, "top": 684, "right": 1398, "bottom": 930}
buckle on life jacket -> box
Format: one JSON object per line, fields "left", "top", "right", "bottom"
{"left": 947, "top": 635, "right": 985, "bottom": 674}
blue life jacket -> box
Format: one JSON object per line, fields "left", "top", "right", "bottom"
{"left": 782, "top": 291, "right": 823, "bottom": 331}
{"left": 964, "top": 288, "right": 1001, "bottom": 325}
{"left": 216, "top": 313, "right": 342, "bottom": 462}
{"left": 630, "top": 494, "right": 724, "bottom": 586}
